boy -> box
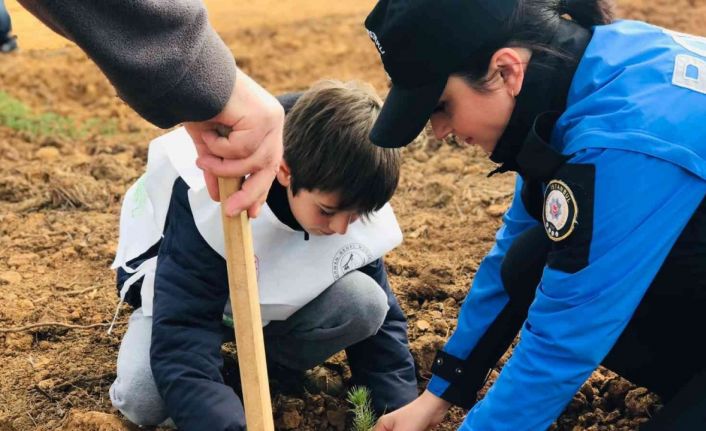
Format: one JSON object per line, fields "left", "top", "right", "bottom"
{"left": 108, "top": 81, "right": 418, "bottom": 430}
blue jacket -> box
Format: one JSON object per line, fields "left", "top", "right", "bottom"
{"left": 428, "top": 20, "right": 706, "bottom": 430}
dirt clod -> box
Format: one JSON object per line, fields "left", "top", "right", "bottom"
{"left": 58, "top": 410, "right": 135, "bottom": 431}
{"left": 602, "top": 376, "right": 634, "bottom": 409}
{"left": 325, "top": 408, "right": 347, "bottom": 431}
{"left": 410, "top": 334, "right": 446, "bottom": 378}
{"left": 625, "top": 387, "right": 661, "bottom": 417}
{"left": 304, "top": 365, "right": 345, "bottom": 397}
{"left": 4, "top": 334, "right": 33, "bottom": 351}
{"left": 35, "top": 147, "right": 60, "bottom": 161}
{"left": 486, "top": 204, "right": 507, "bottom": 217}
{"left": 277, "top": 409, "right": 302, "bottom": 430}
{"left": 0, "top": 271, "right": 23, "bottom": 285}
{"left": 416, "top": 319, "right": 431, "bottom": 331}
{"left": 7, "top": 253, "right": 39, "bottom": 267}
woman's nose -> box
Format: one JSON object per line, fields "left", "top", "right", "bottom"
{"left": 430, "top": 114, "right": 452, "bottom": 140}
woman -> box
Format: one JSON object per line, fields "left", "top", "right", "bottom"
{"left": 364, "top": 0, "right": 706, "bottom": 430}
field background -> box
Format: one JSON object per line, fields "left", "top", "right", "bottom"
{"left": 1, "top": 1, "right": 705, "bottom": 430}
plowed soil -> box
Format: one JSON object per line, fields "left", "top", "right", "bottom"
{"left": 1, "top": 1, "right": 704, "bottom": 430}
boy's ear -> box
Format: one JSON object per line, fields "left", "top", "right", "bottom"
{"left": 276, "top": 160, "right": 292, "bottom": 187}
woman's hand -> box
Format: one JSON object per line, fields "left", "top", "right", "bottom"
{"left": 374, "top": 390, "right": 451, "bottom": 431}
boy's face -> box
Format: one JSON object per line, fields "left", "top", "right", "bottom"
{"left": 287, "top": 188, "right": 361, "bottom": 236}
{"left": 277, "top": 162, "right": 360, "bottom": 236}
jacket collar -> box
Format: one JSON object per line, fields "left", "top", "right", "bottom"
{"left": 489, "top": 19, "right": 592, "bottom": 178}
{"left": 266, "top": 181, "right": 304, "bottom": 232}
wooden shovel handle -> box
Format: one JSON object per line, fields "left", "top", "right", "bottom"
{"left": 217, "top": 124, "right": 274, "bottom": 431}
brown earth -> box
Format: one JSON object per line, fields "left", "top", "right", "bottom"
{"left": 1, "top": 1, "right": 704, "bottom": 430}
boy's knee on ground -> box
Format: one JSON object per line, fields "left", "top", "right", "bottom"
{"left": 332, "top": 271, "right": 389, "bottom": 338}
{"left": 110, "top": 309, "right": 167, "bottom": 426}
{"left": 110, "top": 369, "right": 168, "bottom": 426}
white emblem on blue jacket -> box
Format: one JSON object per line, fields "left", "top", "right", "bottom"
{"left": 543, "top": 180, "right": 578, "bottom": 241}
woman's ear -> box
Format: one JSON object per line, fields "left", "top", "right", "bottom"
{"left": 489, "top": 47, "right": 530, "bottom": 98}
{"left": 276, "top": 160, "right": 291, "bottom": 187}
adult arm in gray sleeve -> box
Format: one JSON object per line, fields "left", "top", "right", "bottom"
{"left": 17, "top": 0, "right": 235, "bottom": 128}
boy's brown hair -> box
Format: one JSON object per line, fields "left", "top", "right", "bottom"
{"left": 283, "top": 80, "right": 401, "bottom": 215}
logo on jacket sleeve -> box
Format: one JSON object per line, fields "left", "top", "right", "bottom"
{"left": 543, "top": 180, "right": 578, "bottom": 241}
{"left": 332, "top": 243, "right": 373, "bottom": 279}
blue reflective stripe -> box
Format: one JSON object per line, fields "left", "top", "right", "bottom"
{"left": 427, "top": 374, "right": 451, "bottom": 397}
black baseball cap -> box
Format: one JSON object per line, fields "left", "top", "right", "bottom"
{"left": 364, "top": 0, "right": 518, "bottom": 148}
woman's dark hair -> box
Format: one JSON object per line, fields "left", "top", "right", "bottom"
{"left": 455, "top": 0, "right": 616, "bottom": 90}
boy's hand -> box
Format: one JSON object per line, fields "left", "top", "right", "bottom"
{"left": 185, "top": 68, "right": 285, "bottom": 218}
{"left": 374, "top": 390, "right": 450, "bottom": 431}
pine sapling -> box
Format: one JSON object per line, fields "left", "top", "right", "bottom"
{"left": 347, "top": 386, "right": 376, "bottom": 431}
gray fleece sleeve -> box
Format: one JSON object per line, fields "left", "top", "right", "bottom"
{"left": 18, "top": 0, "right": 236, "bottom": 128}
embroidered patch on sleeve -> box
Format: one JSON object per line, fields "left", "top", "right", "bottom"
{"left": 545, "top": 163, "right": 596, "bottom": 273}
{"left": 543, "top": 180, "right": 578, "bottom": 241}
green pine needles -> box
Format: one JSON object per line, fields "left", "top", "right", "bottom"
{"left": 347, "top": 386, "right": 376, "bottom": 431}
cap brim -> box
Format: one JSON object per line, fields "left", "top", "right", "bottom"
{"left": 370, "top": 78, "right": 448, "bottom": 148}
